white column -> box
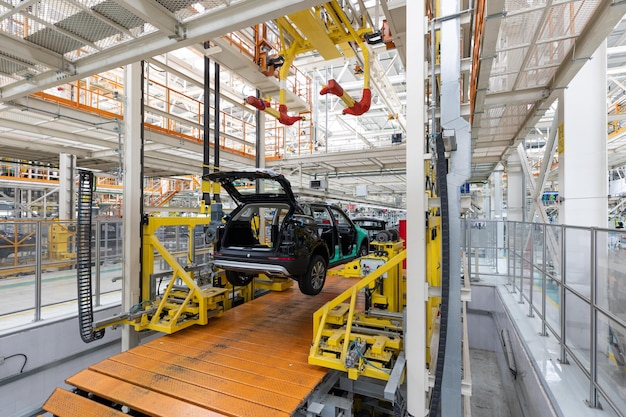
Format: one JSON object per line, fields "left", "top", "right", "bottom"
{"left": 122, "top": 62, "right": 142, "bottom": 350}
{"left": 406, "top": 0, "right": 427, "bottom": 415}
{"left": 58, "top": 153, "right": 75, "bottom": 220}
{"left": 492, "top": 169, "right": 505, "bottom": 255}
{"left": 506, "top": 153, "right": 524, "bottom": 222}
{"left": 560, "top": 42, "right": 607, "bottom": 228}
{"left": 559, "top": 43, "right": 608, "bottom": 364}
{"left": 405, "top": 0, "right": 428, "bottom": 416}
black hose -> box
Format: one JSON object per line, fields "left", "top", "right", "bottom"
{"left": 428, "top": 132, "right": 450, "bottom": 416}
{"left": 3, "top": 353, "right": 28, "bottom": 373}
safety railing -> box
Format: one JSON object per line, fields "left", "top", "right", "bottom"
{"left": 0, "top": 219, "right": 211, "bottom": 333}
{"left": 465, "top": 219, "right": 626, "bottom": 417}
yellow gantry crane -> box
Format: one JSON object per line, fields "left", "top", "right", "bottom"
{"left": 246, "top": 0, "right": 374, "bottom": 124}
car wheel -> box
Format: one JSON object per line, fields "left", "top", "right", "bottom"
{"left": 358, "top": 243, "right": 368, "bottom": 257}
{"left": 225, "top": 270, "right": 254, "bottom": 286}
{"left": 298, "top": 254, "right": 327, "bottom": 296}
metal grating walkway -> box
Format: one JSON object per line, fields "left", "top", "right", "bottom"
{"left": 41, "top": 274, "right": 359, "bottom": 417}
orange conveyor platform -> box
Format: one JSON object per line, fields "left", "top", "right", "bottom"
{"left": 40, "top": 274, "right": 358, "bottom": 417}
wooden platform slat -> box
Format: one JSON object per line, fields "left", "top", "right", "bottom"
{"left": 66, "top": 370, "right": 227, "bottom": 417}
{"left": 103, "top": 354, "right": 303, "bottom": 412}
{"left": 127, "top": 345, "right": 313, "bottom": 397}
{"left": 42, "top": 388, "right": 128, "bottom": 417}
{"left": 141, "top": 338, "right": 323, "bottom": 386}
{"left": 44, "top": 275, "right": 358, "bottom": 416}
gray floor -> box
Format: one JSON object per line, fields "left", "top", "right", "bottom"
{"left": 470, "top": 349, "right": 513, "bottom": 417}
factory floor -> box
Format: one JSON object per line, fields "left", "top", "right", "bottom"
{"left": 470, "top": 349, "right": 513, "bottom": 417}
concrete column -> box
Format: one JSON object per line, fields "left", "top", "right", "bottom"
{"left": 492, "top": 169, "right": 505, "bottom": 254}
{"left": 560, "top": 42, "right": 607, "bottom": 228}
{"left": 405, "top": 0, "right": 426, "bottom": 415}
{"left": 558, "top": 42, "right": 608, "bottom": 372}
{"left": 121, "top": 62, "right": 143, "bottom": 350}
{"left": 506, "top": 153, "right": 524, "bottom": 222}
{"left": 482, "top": 183, "right": 491, "bottom": 220}
{"left": 58, "top": 153, "right": 75, "bottom": 220}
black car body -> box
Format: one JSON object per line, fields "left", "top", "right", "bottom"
{"left": 208, "top": 170, "right": 369, "bottom": 295}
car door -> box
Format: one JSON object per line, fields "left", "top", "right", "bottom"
{"left": 329, "top": 206, "right": 357, "bottom": 259}
{"left": 310, "top": 205, "right": 340, "bottom": 262}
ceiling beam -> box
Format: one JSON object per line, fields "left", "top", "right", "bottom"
{"left": 0, "top": 33, "right": 70, "bottom": 72}
{"left": 112, "top": 0, "right": 179, "bottom": 37}
{"left": 499, "top": 0, "right": 626, "bottom": 166}
{"left": 0, "top": 0, "right": 327, "bottom": 102}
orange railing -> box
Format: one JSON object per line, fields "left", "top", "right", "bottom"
{"left": 30, "top": 27, "right": 317, "bottom": 163}
{"left": 469, "top": 0, "right": 485, "bottom": 124}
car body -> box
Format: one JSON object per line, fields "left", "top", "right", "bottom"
{"left": 351, "top": 217, "right": 387, "bottom": 248}
{"left": 207, "top": 169, "right": 369, "bottom": 295}
{"left": 351, "top": 216, "right": 401, "bottom": 249}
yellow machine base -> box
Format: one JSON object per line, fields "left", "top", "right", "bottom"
{"left": 41, "top": 275, "right": 356, "bottom": 417}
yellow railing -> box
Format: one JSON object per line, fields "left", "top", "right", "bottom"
{"left": 309, "top": 249, "right": 406, "bottom": 380}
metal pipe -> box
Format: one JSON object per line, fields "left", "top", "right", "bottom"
{"left": 588, "top": 228, "right": 598, "bottom": 408}
{"left": 202, "top": 52, "right": 211, "bottom": 203}
{"left": 507, "top": 221, "right": 511, "bottom": 284}
{"left": 467, "top": 220, "right": 472, "bottom": 281}
{"left": 256, "top": 88, "right": 261, "bottom": 168}
{"left": 528, "top": 224, "right": 534, "bottom": 315}
{"left": 34, "top": 221, "right": 42, "bottom": 322}
{"left": 214, "top": 61, "right": 220, "bottom": 172}
{"left": 95, "top": 220, "right": 101, "bottom": 307}
{"left": 559, "top": 225, "right": 568, "bottom": 364}
{"left": 541, "top": 222, "right": 548, "bottom": 336}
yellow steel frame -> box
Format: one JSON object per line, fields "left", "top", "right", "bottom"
{"left": 136, "top": 216, "right": 226, "bottom": 333}
{"left": 95, "top": 216, "right": 228, "bottom": 334}
{"left": 309, "top": 249, "right": 406, "bottom": 381}
{"left": 271, "top": 0, "right": 371, "bottom": 108}
{"left": 426, "top": 208, "right": 442, "bottom": 366}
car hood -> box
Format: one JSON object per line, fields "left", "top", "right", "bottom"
{"left": 207, "top": 169, "right": 297, "bottom": 205}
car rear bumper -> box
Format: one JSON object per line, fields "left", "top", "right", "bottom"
{"left": 213, "top": 259, "right": 291, "bottom": 278}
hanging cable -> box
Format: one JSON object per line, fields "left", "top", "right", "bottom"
{"left": 428, "top": 132, "right": 449, "bottom": 416}
{"left": 1, "top": 353, "right": 28, "bottom": 374}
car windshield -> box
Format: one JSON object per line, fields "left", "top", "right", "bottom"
{"left": 354, "top": 219, "right": 385, "bottom": 229}
{"left": 231, "top": 177, "right": 288, "bottom": 197}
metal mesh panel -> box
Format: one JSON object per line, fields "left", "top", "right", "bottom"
{"left": 0, "top": 53, "right": 32, "bottom": 76}
{"left": 1, "top": 15, "right": 48, "bottom": 38}
{"left": 92, "top": 1, "right": 146, "bottom": 31}
{"left": 28, "top": 0, "right": 82, "bottom": 25}
{"left": 505, "top": 0, "right": 549, "bottom": 13}
{"left": 154, "top": 0, "right": 199, "bottom": 13}
{"left": 154, "top": 0, "right": 231, "bottom": 22}
{"left": 503, "top": 103, "right": 532, "bottom": 119}
{"left": 55, "top": 11, "right": 120, "bottom": 43}
{"left": 499, "top": 9, "right": 544, "bottom": 49}
{"left": 488, "top": 73, "right": 518, "bottom": 93}
{"left": 517, "top": 66, "right": 559, "bottom": 89}
{"left": 525, "top": 38, "right": 575, "bottom": 69}
{"left": 538, "top": 1, "right": 598, "bottom": 41}
{"left": 0, "top": 74, "right": 18, "bottom": 87}
{"left": 492, "top": 47, "right": 528, "bottom": 76}
{"left": 24, "top": 27, "right": 84, "bottom": 54}
{"left": 486, "top": 106, "right": 506, "bottom": 119}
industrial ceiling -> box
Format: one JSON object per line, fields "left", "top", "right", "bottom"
{"left": 0, "top": 0, "right": 625, "bottom": 208}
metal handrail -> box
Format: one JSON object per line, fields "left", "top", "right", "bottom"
{"left": 467, "top": 219, "right": 626, "bottom": 417}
